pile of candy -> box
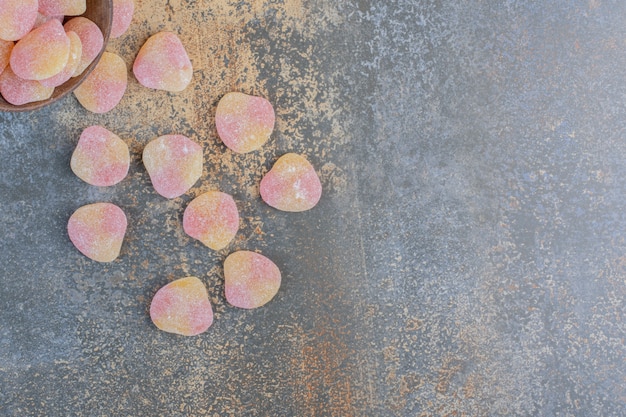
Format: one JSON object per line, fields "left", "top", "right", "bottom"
{"left": 0, "top": 0, "right": 134, "bottom": 105}
{"left": 2, "top": 1, "right": 324, "bottom": 336}
{"left": 68, "top": 89, "right": 322, "bottom": 334}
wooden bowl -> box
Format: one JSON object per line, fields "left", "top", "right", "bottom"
{"left": 0, "top": 0, "right": 113, "bottom": 112}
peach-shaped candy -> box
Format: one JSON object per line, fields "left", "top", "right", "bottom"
{"left": 64, "top": 17, "right": 104, "bottom": 76}
{"left": 39, "top": 0, "right": 86, "bottom": 16}
{"left": 133, "top": 31, "right": 193, "bottom": 92}
{"left": 111, "top": 0, "right": 134, "bottom": 38}
{"left": 40, "top": 31, "right": 82, "bottom": 88}
{"left": 10, "top": 19, "right": 70, "bottom": 81}
{"left": 67, "top": 202, "right": 127, "bottom": 263}
{"left": 142, "top": 135, "right": 203, "bottom": 199}
{"left": 0, "top": 66, "right": 54, "bottom": 105}
{"left": 215, "top": 92, "right": 275, "bottom": 153}
{"left": 73, "top": 51, "right": 127, "bottom": 113}
{"left": 0, "top": 0, "right": 38, "bottom": 42}
{"left": 183, "top": 191, "right": 239, "bottom": 251}
{"left": 224, "top": 251, "right": 281, "bottom": 309}
{"left": 0, "top": 40, "right": 13, "bottom": 74}
{"left": 150, "top": 277, "right": 213, "bottom": 336}
{"left": 260, "top": 153, "right": 322, "bottom": 212}
{"left": 71, "top": 125, "right": 130, "bottom": 186}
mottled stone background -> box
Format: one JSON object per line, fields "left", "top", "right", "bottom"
{"left": 1, "top": 0, "right": 625, "bottom": 416}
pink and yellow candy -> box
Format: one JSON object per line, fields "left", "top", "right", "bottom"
{"left": 224, "top": 251, "right": 281, "bottom": 309}
{"left": 260, "top": 153, "right": 322, "bottom": 212}
{"left": 70, "top": 125, "right": 130, "bottom": 186}
{"left": 150, "top": 276, "right": 214, "bottom": 336}
{"left": 111, "top": 0, "right": 134, "bottom": 39}
{"left": 0, "top": 0, "right": 38, "bottom": 42}
{"left": 38, "top": 0, "right": 86, "bottom": 16}
{"left": 10, "top": 19, "right": 70, "bottom": 81}
{"left": 142, "top": 134, "right": 203, "bottom": 199}
{"left": 67, "top": 202, "right": 127, "bottom": 263}
{"left": 0, "top": 66, "right": 53, "bottom": 105}
{"left": 73, "top": 51, "right": 127, "bottom": 113}
{"left": 40, "top": 31, "right": 82, "bottom": 88}
{"left": 215, "top": 92, "right": 275, "bottom": 153}
{"left": 63, "top": 16, "right": 104, "bottom": 76}
{"left": 133, "top": 31, "right": 193, "bottom": 92}
{"left": 183, "top": 191, "right": 239, "bottom": 251}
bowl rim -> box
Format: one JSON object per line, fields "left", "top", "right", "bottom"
{"left": 0, "top": 0, "right": 113, "bottom": 113}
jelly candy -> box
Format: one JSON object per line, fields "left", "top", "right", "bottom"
{"left": 224, "top": 251, "right": 281, "bottom": 309}
{"left": 215, "top": 92, "right": 275, "bottom": 153}
{"left": 150, "top": 276, "right": 214, "bottom": 336}
{"left": 67, "top": 202, "right": 127, "bottom": 263}
{"left": 133, "top": 32, "right": 193, "bottom": 92}
{"left": 183, "top": 191, "right": 239, "bottom": 251}
{"left": 70, "top": 125, "right": 130, "bottom": 186}
{"left": 260, "top": 153, "right": 322, "bottom": 212}
{"left": 142, "top": 134, "right": 203, "bottom": 199}
{"left": 73, "top": 51, "right": 127, "bottom": 113}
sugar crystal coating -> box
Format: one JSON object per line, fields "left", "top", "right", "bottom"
{"left": 133, "top": 31, "right": 193, "bottom": 92}
{"left": 73, "top": 51, "right": 127, "bottom": 113}
{"left": 10, "top": 19, "right": 70, "bottom": 81}
{"left": 67, "top": 202, "right": 127, "bottom": 263}
{"left": 142, "top": 135, "right": 203, "bottom": 199}
{"left": 150, "top": 277, "right": 213, "bottom": 336}
{"left": 0, "top": 0, "right": 38, "bottom": 42}
{"left": 40, "top": 31, "right": 82, "bottom": 88}
{"left": 63, "top": 17, "right": 104, "bottom": 76}
{"left": 111, "top": 0, "right": 134, "bottom": 38}
{"left": 216, "top": 92, "right": 275, "bottom": 153}
{"left": 33, "top": 13, "right": 64, "bottom": 30}
{"left": 224, "top": 251, "right": 281, "bottom": 309}
{"left": 39, "top": 0, "right": 86, "bottom": 16}
{"left": 183, "top": 191, "right": 239, "bottom": 251}
{"left": 0, "top": 40, "right": 13, "bottom": 75}
{"left": 71, "top": 125, "right": 130, "bottom": 186}
{"left": 260, "top": 153, "right": 322, "bottom": 212}
{"left": 0, "top": 66, "right": 54, "bottom": 105}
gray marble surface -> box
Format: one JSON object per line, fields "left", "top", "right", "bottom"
{"left": 1, "top": 1, "right": 625, "bottom": 415}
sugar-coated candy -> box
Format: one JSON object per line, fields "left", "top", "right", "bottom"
{"left": 133, "top": 32, "right": 193, "bottom": 92}
{"left": 142, "top": 135, "right": 203, "bottom": 199}
{"left": 111, "top": 0, "right": 134, "bottom": 38}
{"left": 63, "top": 17, "right": 104, "bottom": 76}
{"left": 10, "top": 19, "right": 70, "bottom": 81}
{"left": 67, "top": 202, "right": 127, "bottom": 263}
{"left": 70, "top": 125, "right": 130, "bottom": 186}
{"left": 0, "top": 66, "right": 53, "bottom": 105}
{"left": 224, "top": 251, "right": 281, "bottom": 309}
{"left": 0, "top": 40, "right": 13, "bottom": 75}
{"left": 183, "top": 191, "right": 239, "bottom": 251}
{"left": 150, "top": 277, "right": 214, "bottom": 336}
{"left": 40, "top": 31, "right": 82, "bottom": 88}
{"left": 39, "top": 0, "right": 86, "bottom": 17}
{"left": 73, "top": 51, "right": 127, "bottom": 113}
{"left": 260, "top": 153, "right": 322, "bottom": 212}
{"left": 0, "top": 0, "right": 38, "bottom": 42}
{"left": 215, "top": 92, "right": 275, "bottom": 153}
